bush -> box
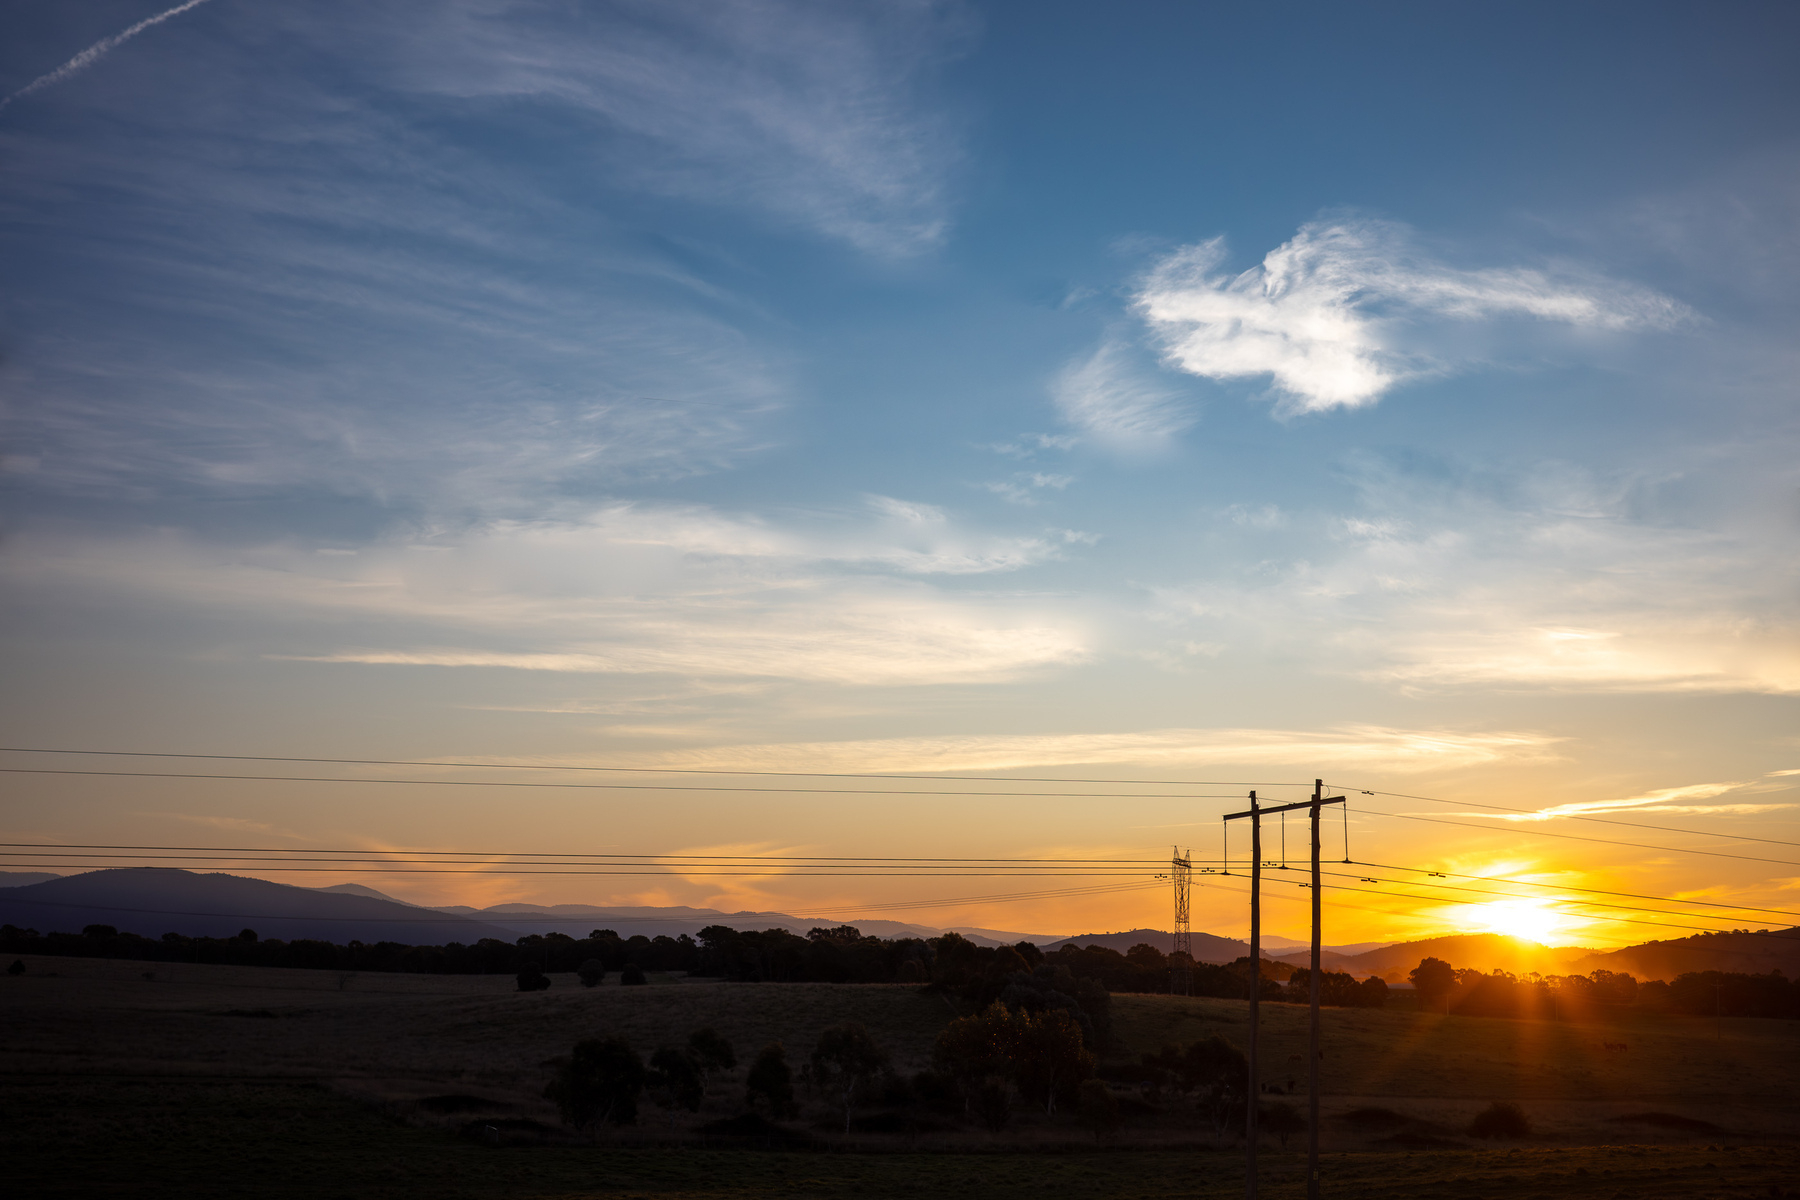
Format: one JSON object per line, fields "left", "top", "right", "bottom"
{"left": 576, "top": 959, "right": 605, "bottom": 987}
{"left": 516, "top": 968, "right": 551, "bottom": 992}
{"left": 744, "top": 1043, "right": 798, "bottom": 1118}
{"left": 688, "top": 1027, "right": 736, "bottom": 1081}
{"left": 620, "top": 962, "right": 648, "bottom": 986}
{"left": 545, "top": 1036, "right": 646, "bottom": 1133}
{"left": 972, "top": 1079, "right": 1010, "bottom": 1132}
{"left": 1467, "top": 1101, "right": 1531, "bottom": 1139}
{"left": 1260, "top": 1100, "right": 1306, "bottom": 1149}
{"left": 1078, "top": 1079, "right": 1119, "bottom": 1141}
{"left": 6, "top": 959, "right": 23, "bottom": 976}
{"left": 647, "top": 1046, "right": 704, "bottom": 1119}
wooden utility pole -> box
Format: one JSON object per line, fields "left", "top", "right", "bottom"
{"left": 1247, "top": 791, "right": 1261, "bottom": 1198}
{"left": 1226, "top": 784, "right": 1344, "bottom": 1200}
{"left": 1308, "top": 779, "right": 1324, "bottom": 1200}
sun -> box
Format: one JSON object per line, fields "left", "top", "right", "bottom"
{"left": 1474, "top": 899, "right": 1564, "bottom": 942}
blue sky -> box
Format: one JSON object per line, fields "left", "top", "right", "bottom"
{"left": 3, "top": 1, "right": 1797, "bottom": 941}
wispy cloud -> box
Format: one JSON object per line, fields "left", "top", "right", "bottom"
{"left": 630, "top": 725, "right": 1558, "bottom": 774}
{"left": 1052, "top": 338, "right": 1193, "bottom": 448}
{"left": 982, "top": 473, "right": 1074, "bottom": 505}
{"left": 0, "top": 0, "right": 214, "bottom": 113}
{"left": 1146, "top": 450, "right": 1800, "bottom": 695}
{"left": 1451, "top": 781, "right": 1796, "bottom": 822}
{"left": 10, "top": 504, "right": 1088, "bottom": 686}
{"left": 394, "top": 0, "right": 968, "bottom": 256}
{"left": 1135, "top": 219, "right": 1691, "bottom": 413}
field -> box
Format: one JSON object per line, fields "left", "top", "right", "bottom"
{"left": 4, "top": 955, "right": 1797, "bottom": 1198}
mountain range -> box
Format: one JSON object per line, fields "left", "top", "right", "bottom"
{"left": 0, "top": 870, "right": 1060, "bottom": 948}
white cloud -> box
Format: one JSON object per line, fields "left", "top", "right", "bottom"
{"left": 1135, "top": 219, "right": 1692, "bottom": 413}
{"left": 1052, "top": 339, "right": 1194, "bottom": 447}
{"left": 395, "top": 0, "right": 967, "bottom": 256}
{"left": 8, "top": 503, "right": 1086, "bottom": 686}
{"left": 624, "top": 724, "right": 1558, "bottom": 774}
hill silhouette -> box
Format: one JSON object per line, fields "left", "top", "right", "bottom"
{"left": 1042, "top": 928, "right": 1250, "bottom": 962}
{"left": 0, "top": 869, "right": 517, "bottom": 944}
{"left": 1569, "top": 927, "right": 1800, "bottom": 980}
{"left": 0, "top": 870, "right": 1061, "bottom": 948}
{"left": 1331, "top": 933, "right": 1591, "bottom": 981}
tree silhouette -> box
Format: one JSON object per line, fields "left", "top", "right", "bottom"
{"left": 647, "top": 1046, "right": 704, "bottom": 1128}
{"left": 1409, "top": 956, "right": 1455, "bottom": 1012}
{"left": 744, "top": 1042, "right": 797, "bottom": 1118}
{"left": 810, "top": 1022, "right": 889, "bottom": 1135}
{"left": 545, "top": 1037, "right": 646, "bottom": 1135}
{"left": 576, "top": 959, "right": 605, "bottom": 988}
{"left": 1261, "top": 1100, "right": 1305, "bottom": 1148}
{"left": 687, "top": 1027, "right": 736, "bottom": 1088}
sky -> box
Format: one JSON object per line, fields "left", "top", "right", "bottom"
{"left": 2, "top": 0, "right": 1798, "bottom": 949}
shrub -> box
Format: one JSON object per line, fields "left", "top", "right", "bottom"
{"left": 744, "top": 1043, "right": 798, "bottom": 1118}
{"left": 1260, "top": 1100, "right": 1306, "bottom": 1149}
{"left": 687, "top": 1027, "right": 737, "bottom": 1081}
{"left": 909, "top": 1069, "right": 959, "bottom": 1114}
{"left": 545, "top": 1037, "right": 646, "bottom": 1133}
{"left": 972, "top": 1079, "right": 1010, "bottom": 1132}
{"left": 1078, "top": 1079, "right": 1120, "bottom": 1141}
{"left": 6, "top": 959, "right": 23, "bottom": 976}
{"left": 647, "top": 1046, "right": 704, "bottom": 1123}
{"left": 1467, "top": 1101, "right": 1531, "bottom": 1139}
{"left": 576, "top": 959, "right": 605, "bottom": 988}
{"left": 515, "top": 968, "right": 551, "bottom": 992}
{"left": 620, "top": 962, "right": 648, "bottom": 986}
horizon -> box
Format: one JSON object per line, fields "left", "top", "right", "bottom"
{"left": 4, "top": 2, "right": 1799, "bottom": 954}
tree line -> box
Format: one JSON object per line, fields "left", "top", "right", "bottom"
{"left": 1405, "top": 956, "right": 1800, "bottom": 1019}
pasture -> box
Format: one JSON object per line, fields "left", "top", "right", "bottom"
{"left": 3, "top": 955, "right": 1796, "bottom": 1197}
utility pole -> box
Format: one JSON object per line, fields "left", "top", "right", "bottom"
{"left": 1307, "top": 779, "right": 1325, "bottom": 1200}
{"left": 1226, "top": 783, "right": 1344, "bottom": 1200}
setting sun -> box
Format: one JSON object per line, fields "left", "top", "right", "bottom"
{"left": 1473, "top": 898, "right": 1567, "bottom": 943}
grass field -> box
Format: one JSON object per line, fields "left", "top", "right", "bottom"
{"left": 5, "top": 955, "right": 1797, "bottom": 1197}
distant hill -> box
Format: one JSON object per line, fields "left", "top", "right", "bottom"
{"left": 1568, "top": 927, "right": 1800, "bottom": 981}
{"left": 1042, "top": 928, "right": 1250, "bottom": 963}
{"left": 1332, "top": 933, "right": 1593, "bottom": 982}
{"left": 1260, "top": 935, "right": 1394, "bottom": 956}
{"left": 0, "top": 869, "right": 518, "bottom": 944}
{"left": 0, "top": 872, "right": 64, "bottom": 888}
{"left": 306, "top": 882, "right": 425, "bottom": 905}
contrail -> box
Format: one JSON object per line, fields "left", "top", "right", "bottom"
{"left": 0, "top": 0, "right": 216, "bottom": 113}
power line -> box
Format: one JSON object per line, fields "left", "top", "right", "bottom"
{"left": 0, "top": 843, "right": 1169, "bottom": 864}
{"left": 0, "top": 880, "right": 1168, "bottom": 925}
{"left": 1331, "top": 781, "right": 1800, "bottom": 848}
{"left": 1326, "top": 865, "right": 1796, "bottom": 933}
{"left": 0, "top": 767, "right": 1252, "bottom": 800}
{"left": 1352, "top": 860, "right": 1800, "bottom": 922}
{"left": 1352, "top": 805, "right": 1800, "bottom": 868}
{"left": 0, "top": 746, "right": 1307, "bottom": 789}
{"left": 1254, "top": 872, "right": 1800, "bottom": 944}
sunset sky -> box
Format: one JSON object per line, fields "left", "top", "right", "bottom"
{"left": 3, "top": 1, "right": 1797, "bottom": 948}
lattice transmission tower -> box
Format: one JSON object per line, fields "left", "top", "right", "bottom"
{"left": 1171, "top": 845, "right": 1192, "bottom": 996}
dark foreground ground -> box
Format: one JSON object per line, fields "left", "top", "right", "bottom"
{"left": 5, "top": 955, "right": 1797, "bottom": 1197}
{"left": 7, "top": 1075, "right": 1796, "bottom": 1199}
